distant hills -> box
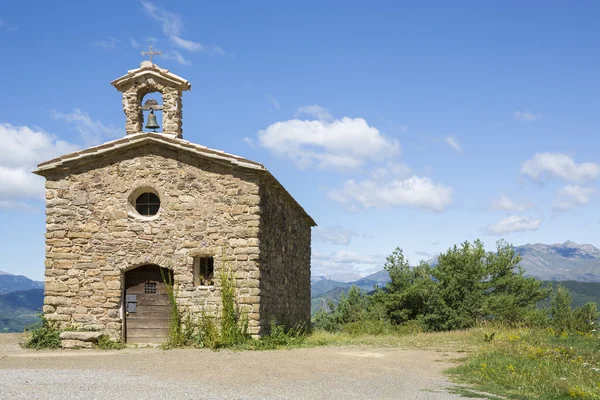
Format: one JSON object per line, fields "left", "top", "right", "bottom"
{"left": 311, "top": 241, "right": 600, "bottom": 314}
{"left": 0, "top": 270, "right": 44, "bottom": 294}
{"left": 1, "top": 241, "right": 600, "bottom": 329}
{"left": 0, "top": 271, "right": 44, "bottom": 332}
{"left": 0, "top": 289, "right": 44, "bottom": 332}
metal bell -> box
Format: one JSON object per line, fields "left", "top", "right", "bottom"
{"left": 145, "top": 109, "right": 160, "bottom": 131}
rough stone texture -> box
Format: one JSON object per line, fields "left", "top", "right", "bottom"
{"left": 259, "top": 177, "right": 312, "bottom": 331}
{"left": 41, "top": 144, "right": 264, "bottom": 338}
{"left": 38, "top": 64, "right": 314, "bottom": 343}
{"left": 111, "top": 63, "right": 190, "bottom": 138}
{"left": 59, "top": 331, "right": 103, "bottom": 342}
{"left": 38, "top": 140, "right": 314, "bottom": 341}
{"left": 61, "top": 339, "right": 93, "bottom": 349}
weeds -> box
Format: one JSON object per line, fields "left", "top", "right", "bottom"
{"left": 194, "top": 309, "right": 219, "bottom": 349}
{"left": 96, "top": 335, "right": 126, "bottom": 350}
{"left": 160, "top": 267, "right": 185, "bottom": 347}
{"left": 218, "top": 248, "right": 249, "bottom": 346}
{"left": 447, "top": 326, "right": 600, "bottom": 399}
{"left": 22, "top": 316, "right": 61, "bottom": 349}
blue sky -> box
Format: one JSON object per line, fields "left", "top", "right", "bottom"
{"left": 1, "top": 1, "right": 599, "bottom": 280}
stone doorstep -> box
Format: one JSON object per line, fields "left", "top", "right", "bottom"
{"left": 59, "top": 331, "right": 103, "bottom": 342}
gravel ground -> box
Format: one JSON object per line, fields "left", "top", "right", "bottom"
{"left": 0, "top": 333, "right": 481, "bottom": 399}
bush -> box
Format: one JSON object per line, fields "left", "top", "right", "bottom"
{"left": 23, "top": 316, "right": 61, "bottom": 349}
{"left": 313, "top": 286, "right": 373, "bottom": 332}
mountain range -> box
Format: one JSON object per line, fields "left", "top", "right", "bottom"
{"left": 1, "top": 241, "right": 599, "bottom": 330}
{"left": 0, "top": 270, "right": 44, "bottom": 294}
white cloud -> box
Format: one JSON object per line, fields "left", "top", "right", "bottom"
{"left": 50, "top": 109, "right": 121, "bottom": 146}
{"left": 257, "top": 107, "right": 399, "bottom": 169}
{"left": 0, "top": 200, "right": 33, "bottom": 211}
{"left": 0, "top": 18, "right": 17, "bottom": 31}
{"left": 521, "top": 152, "right": 600, "bottom": 183}
{"left": 0, "top": 123, "right": 80, "bottom": 207}
{"left": 313, "top": 226, "right": 357, "bottom": 245}
{"left": 312, "top": 249, "right": 384, "bottom": 279}
{"left": 554, "top": 185, "right": 594, "bottom": 210}
{"left": 130, "top": 38, "right": 141, "bottom": 48}
{"left": 328, "top": 175, "right": 453, "bottom": 212}
{"left": 295, "top": 105, "right": 333, "bottom": 122}
{"left": 267, "top": 95, "right": 280, "bottom": 111}
{"left": 491, "top": 196, "right": 532, "bottom": 212}
{"left": 445, "top": 136, "right": 461, "bottom": 152}
{"left": 170, "top": 36, "right": 203, "bottom": 52}
{"left": 141, "top": 1, "right": 182, "bottom": 37}
{"left": 415, "top": 251, "right": 433, "bottom": 258}
{"left": 486, "top": 216, "right": 542, "bottom": 236}
{"left": 161, "top": 50, "right": 191, "bottom": 66}
{"left": 91, "top": 37, "right": 121, "bottom": 48}
{"left": 140, "top": 1, "right": 227, "bottom": 58}
{"left": 370, "top": 162, "right": 412, "bottom": 180}
{"left": 514, "top": 110, "right": 542, "bottom": 122}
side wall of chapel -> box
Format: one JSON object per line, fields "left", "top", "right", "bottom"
{"left": 258, "top": 177, "right": 312, "bottom": 332}
{"left": 42, "top": 144, "right": 263, "bottom": 338}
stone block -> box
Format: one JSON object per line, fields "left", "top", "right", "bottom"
{"left": 59, "top": 331, "right": 103, "bottom": 342}
{"left": 61, "top": 339, "right": 93, "bottom": 349}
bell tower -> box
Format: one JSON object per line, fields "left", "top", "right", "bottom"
{"left": 111, "top": 54, "right": 191, "bottom": 138}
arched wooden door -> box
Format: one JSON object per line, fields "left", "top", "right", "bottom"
{"left": 124, "top": 264, "right": 172, "bottom": 343}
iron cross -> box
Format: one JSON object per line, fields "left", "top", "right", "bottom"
{"left": 141, "top": 44, "right": 162, "bottom": 63}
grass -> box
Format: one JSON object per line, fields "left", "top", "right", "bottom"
{"left": 446, "top": 327, "right": 600, "bottom": 400}
{"left": 224, "top": 322, "right": 599, "bottom": 399}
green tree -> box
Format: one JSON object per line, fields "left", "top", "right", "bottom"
{"left": 483, "top": 240, "right": 551, "bottom": 324}
{"left": 572, "top": 301, "right": 599, "bottom": 333}
{"left": 378, "top": 248, "right": 434, "bottom": 324}
{"left": 550, "top": 284, "right": 574, "bottom": 332}
{"left": 423, "top": 240, "right": 488, "bottom": 331}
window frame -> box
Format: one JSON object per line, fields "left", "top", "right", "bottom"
{"left": 194, "top": 256, "right": 215, "bottom": 287}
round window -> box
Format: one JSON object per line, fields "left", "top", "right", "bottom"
{"left": 135, "top": 192, "right": 160, "bottom": 216}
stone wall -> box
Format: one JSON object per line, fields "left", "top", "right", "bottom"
{"left": 42, "top": 144, "right": 263, "bottom": 338}
{"left": 258, "top": 175, "right": 312, "bottom": 332}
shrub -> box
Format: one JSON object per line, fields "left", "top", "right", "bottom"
{"left": 313, "top": 286, "right": 373, "bottom": 332}
{"left": 23, "top": 316, "right": 61, "bottom": 349}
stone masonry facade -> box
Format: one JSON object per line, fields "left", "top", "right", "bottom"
{"left": 39, "top": 141, "right": 314, "bottom": 339}
{"left": 259, "top": 177, "right": 312, "bottom": 331}
{"left": 37, "top": 62, "right": 315, "bottom": 342}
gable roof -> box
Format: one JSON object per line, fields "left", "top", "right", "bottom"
{"left": 33, "top": 132, "right": 316, "bottom": 226}
{"left": 111, "top": 61, "right": 191, "bottom": 91}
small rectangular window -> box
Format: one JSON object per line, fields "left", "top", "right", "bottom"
{"left": 144, "top": 281, "right": 157, "bottom": 294}
{"left": 194, "top": 257, "right": 214, "bottom": 286}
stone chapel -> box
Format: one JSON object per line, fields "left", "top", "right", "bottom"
{"left": 34, "top": 60, "right": 316, "bottom": 343}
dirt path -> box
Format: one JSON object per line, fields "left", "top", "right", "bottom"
{"left": 0, "top": 333, "right": 480, "bottom": 399}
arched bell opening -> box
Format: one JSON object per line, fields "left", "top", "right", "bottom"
{"left": 123, "top": 264, "right": 173, "bottom": 343}
{"left": 140, "top": 92, "right": 164, "bottom": 133}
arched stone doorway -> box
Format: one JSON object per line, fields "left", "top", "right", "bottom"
{"left": 124, "top": 264, "right": 173, "bottom": 343}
